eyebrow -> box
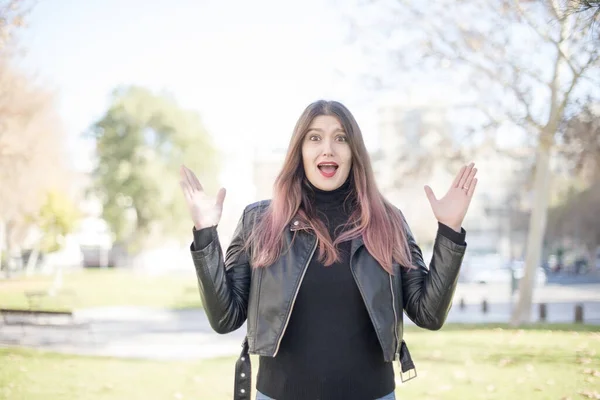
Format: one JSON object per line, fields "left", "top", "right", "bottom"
{"left": 306, "top": 128, "right": 346, "bottom": 133}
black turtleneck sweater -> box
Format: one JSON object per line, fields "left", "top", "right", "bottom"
{"left": 257, "top": 178, "right": 396, "bottom": 400}
{"left": 193, "top": 180, "right": 465, "bottom": 400}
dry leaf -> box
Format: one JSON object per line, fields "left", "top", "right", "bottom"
{"left": 498, "top": 358, "right": 512, "bottom": 367}
{"left": 577, "top": 390, "right": 600, "bottom": 399}
{"left": 526, "top": 364, "right": 535, "bottom": 372}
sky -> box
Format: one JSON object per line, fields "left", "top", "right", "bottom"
{"left": 17, "top": 0, "right": 378, "bottom": 175}
{"left": 14, "top": 0, "right": 546, "bottom": 204}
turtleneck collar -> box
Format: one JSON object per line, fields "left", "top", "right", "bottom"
{"left": 304, "top": 176, "right": 353, "bottom": 212}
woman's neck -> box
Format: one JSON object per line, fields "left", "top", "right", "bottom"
{"left": 305, "top": 177, "right": 352, "bottom": 211}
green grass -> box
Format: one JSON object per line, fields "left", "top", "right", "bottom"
{"left": 0, "top": 269, "right": 202, "bottom": 311}
{"left": 1, "top": 325, "right": 599, "bottom": 399}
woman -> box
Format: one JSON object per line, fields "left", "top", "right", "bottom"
{"left": 180, "top": 100, "right": 477, "bottom": 400}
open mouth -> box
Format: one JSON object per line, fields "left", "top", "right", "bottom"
{"left": 317, "top": 162, "right": 338, "bottom": 178}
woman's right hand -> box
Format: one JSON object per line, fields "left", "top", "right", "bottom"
{"left": 179, "top": 165, "right": 226, "bottom": 230}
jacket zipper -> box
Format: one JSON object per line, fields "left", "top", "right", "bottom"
{"left": 389, "top": 275, "right": 400, "bottom": 363}
{"left": 273, "top": 238, "right": 318, "bottom": 357}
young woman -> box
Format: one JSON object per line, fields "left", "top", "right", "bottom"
{"left": 180, "top": 100, "right": 477, "bottom": 400}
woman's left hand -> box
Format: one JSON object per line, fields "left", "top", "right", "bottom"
{"left": 424, "top": 162, "right": 478, "bottom": 232}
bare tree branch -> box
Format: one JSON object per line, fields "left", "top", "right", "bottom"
{"left": 514, "top": 0, "right": 556, "bottom": 42}
{"left": 550, "top": 0, "right": 563, "bottom": 20}
{"left": 559, "top": 50, "right": 600, "bottom": 115}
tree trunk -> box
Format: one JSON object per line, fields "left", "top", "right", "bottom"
{"left": 25, "top": 243, "right": 41, "bottom": 276}
{"left": 3, "top": 219, "right": 14, "bottom": 278}
{"left": 510, "top": 139, "right": 553, "bottom": 326}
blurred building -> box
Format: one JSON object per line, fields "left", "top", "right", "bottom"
{"left": 252, "top": 147, "right": 287, "bottom": 201}
{"left": 375, "top": 100, "right": 532, "bottom": 261}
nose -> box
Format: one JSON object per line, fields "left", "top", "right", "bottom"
{"left": 321, "top": 137, "right": 334, "bottom": 157}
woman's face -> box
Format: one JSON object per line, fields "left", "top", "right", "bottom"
{"left": 301, "top": 115, "right": 352, "bottom": 191}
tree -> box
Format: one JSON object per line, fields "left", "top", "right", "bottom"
{"left": 0, "top": 0, "right": 28, "bottom": 52}
{"left": 559, "top": 102, "right": 600, "bottom": 182}
{"left": 546, "top": 102, "right": 600, "bottom": 268}
{"left": 546, "top": 180, "right": 600, "bottom": 268}
{"left": 566, "top": 0, "right": 600, "bottom": 21}
{"left": 0, "top": 62, "right": 70, "bottom": 274}
{"left": 348, "top": 0, "right": 600, "bottom": 325}
{"left": 0, "top": 0, "right": 71, "bottom": 275}
{"left": 88, "top": 86, "right": 220, "bottom": 252}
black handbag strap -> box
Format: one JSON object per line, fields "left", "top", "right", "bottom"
{"left": 399, "top": 340, "right": 417, "bottom": 382}
{"left": 233, "top": 337, "right": 251, "bottom": 400}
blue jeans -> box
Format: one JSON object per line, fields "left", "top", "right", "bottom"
{"left": 256, "top": 391, "right": 396, "bottom": 400}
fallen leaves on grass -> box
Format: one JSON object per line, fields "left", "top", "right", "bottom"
{"left": 498, "top": 357, "right": 512, "bottom": 367}
{"left": 582, "top": 369, "right": 600, "bottom": 377}
{"left": 577, "top": 390, "right": 600, "bottom": 399}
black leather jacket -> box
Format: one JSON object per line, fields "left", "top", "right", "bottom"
{"left": 191, "top": 200, "right": 466, "bottom": 399}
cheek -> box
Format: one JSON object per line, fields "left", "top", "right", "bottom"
{"left": 301, "top": 145, "right": 311, "bottom": 168}
{"left": 341, "top": 147, "right": 352, "bottom": 167}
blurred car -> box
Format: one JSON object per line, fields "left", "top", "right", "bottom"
{"left": 460, "top": 253, "right": 546, "bottom": 286}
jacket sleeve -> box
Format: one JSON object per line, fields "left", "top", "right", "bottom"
{"left": 190, "top": 208, "right": 251, "bottom": 334}
{"left": 400, "top": 218, "right": 466, "bottom": 330}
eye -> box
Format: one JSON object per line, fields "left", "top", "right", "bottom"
{"left": 308, "top": 134, "right": 321, "bottom": 141}
{"left": 336, "top": 135, "right": 348, "bottom": 142}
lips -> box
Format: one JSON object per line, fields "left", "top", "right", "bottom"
{"left": 318, "top": 162, "right": 338, "bottom": 178}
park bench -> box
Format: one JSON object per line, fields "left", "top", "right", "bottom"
{"left": 0, "top": 290, "right": 94, "bottom": 342}
{"left": 0, "top": 308, "right": 75, "bottom": 326}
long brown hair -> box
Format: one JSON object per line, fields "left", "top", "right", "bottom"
{"left": 247, "top": 100, "right": 413, "bottom": 274}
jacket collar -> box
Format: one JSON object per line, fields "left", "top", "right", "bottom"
{"left": 288, "top": 218, "right": 365, "bottom": 256}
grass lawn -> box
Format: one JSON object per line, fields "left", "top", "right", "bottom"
{"left": 0, "top": 269, "right": 202, "bottom": 311}
{"left": 1, "top": 324, "right": 599, "bottom": 400}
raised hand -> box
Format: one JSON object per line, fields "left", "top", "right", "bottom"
{"left": 424, "top": 162, "right": 478, "bottom": 232}
{"left": 179, "top": 165, "right": 226, "bottom": 230}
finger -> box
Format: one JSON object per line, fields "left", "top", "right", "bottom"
{"left": 463, "top": 167, "right": 478, "bottom": 190}
{"left": 181, "top": 165, "right": 193, "bottom": 187}
{"left": 467, "top": 178, "right": 478, "bottom": 197}
{"left": 179, "top": 180, "right": 192, "bottom": 202}
{"left": 183, "top": 166, "right": 203, "bottom": 192}
{"left": 458, "top": 162, "right": 474, "bottom": 189}
{"left": 452, "top": 165, "right": 467, "bottom": 188}
{"left": 424, "top": 185, "right": 437, "bottom": 204}
{"left": 181, "top": 166, "right": 196, "bottom": 190}
{"left": 215, "top": 187, "right": 226, "bottom": 209}
{"left": 186, "top": 166, "right": 204, "bottom": 191}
